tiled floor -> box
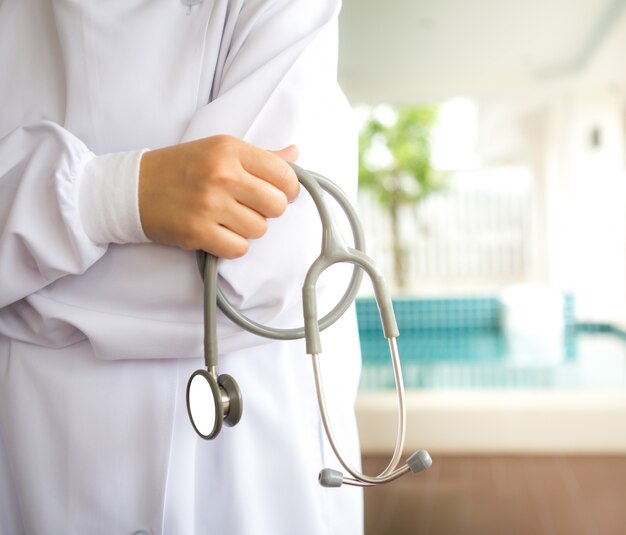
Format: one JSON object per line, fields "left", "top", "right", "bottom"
{"left": 363, "top": 454, "right": 626, "bottom": 535}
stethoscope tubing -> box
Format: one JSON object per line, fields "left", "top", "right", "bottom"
{"left": 192, "top": 164, "right": 423, "bottom": 487}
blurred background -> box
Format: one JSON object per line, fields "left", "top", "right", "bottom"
{"left": 339, "top": 1, "right": 626, "bottom": 533}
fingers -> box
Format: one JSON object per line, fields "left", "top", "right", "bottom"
{"left": 271, "top": 144, "right": 299, "bottom": 163}
{"left": 185, "top": 191, "right": 273, "bottom": 257}
{"left": 241, "top": 144, "right": 300, "bottom": 202}
{"left": 194, "top": 203, "right": 269, "bottom": 258}
{"left": 219, "top": 198, "right": 269, "bottom": 240}
{"left": 232, "top": 171, "right": 289, "bottom": 219}
{"left": 200, "top": 224, "right": 250, "bottom": 259}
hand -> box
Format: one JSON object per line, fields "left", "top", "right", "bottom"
{"left": 138, "top": 135, "right": 300, "bottom": 258}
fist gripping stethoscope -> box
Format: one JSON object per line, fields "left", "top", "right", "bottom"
{"left": 186, "top": 164, "right": 432, "bottom": 488}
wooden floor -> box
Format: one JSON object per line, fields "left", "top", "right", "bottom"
{"left": 362, "top": 455, "right": 626, "bottom": 535}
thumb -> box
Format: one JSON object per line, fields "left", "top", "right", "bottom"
{"left": 271, "top": 144, "right": 299, "bottom": 163}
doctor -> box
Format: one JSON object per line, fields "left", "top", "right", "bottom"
{"left": 0, "top": 1, "right": 363, "bottom": 534}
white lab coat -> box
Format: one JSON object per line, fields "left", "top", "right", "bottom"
{"left": 0, "top": 1, "right": 363, "bottom": 534}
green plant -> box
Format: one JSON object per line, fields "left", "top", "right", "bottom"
{"left": 358, "top": 105, "right": 446, "bottom": 289}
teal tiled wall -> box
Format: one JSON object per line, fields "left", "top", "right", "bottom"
{"left": 356, "top": 294, "right": 576, "bottom": 334}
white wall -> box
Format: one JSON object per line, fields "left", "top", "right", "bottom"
{"left": 475, "top": 14, "right": 626, "bottom": 323}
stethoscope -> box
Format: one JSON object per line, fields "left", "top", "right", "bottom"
{"left": 186, "top": 164, "right": 432, "bottom": 487}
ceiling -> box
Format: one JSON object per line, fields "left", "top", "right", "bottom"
{"left": 338, "top": 0, "right": 626, "bottom": 103}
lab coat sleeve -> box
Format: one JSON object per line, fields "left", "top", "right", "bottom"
{"left": 0, "top": 122, "right": 108, "bottom": 308}
{"left": 180, "top": 0, "right": 358, "bottom": 352}
{"left": 0, "top": 0, "right": 356, "bottom": 358}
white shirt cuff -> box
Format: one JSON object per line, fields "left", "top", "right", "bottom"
{"left": 76, "top": 149, "right": 151, "bottom": 244}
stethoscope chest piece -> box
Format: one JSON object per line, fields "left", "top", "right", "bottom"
{"left": 186, "top": 370, "right": 243, "bottom": 440}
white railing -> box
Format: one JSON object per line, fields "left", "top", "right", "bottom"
{"left": 357, "top": 167, "right": 532, "bottom": 291}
